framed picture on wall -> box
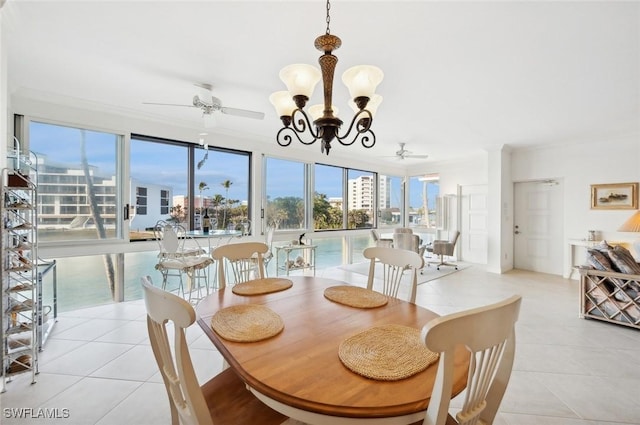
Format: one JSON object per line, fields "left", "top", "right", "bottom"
{"left": 591, "top": 182, "right": 639, "bottom": 210}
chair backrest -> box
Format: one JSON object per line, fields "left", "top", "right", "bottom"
{"left": 155, "top": 220, "right": 185, "bottom": 256}
{"left": 141, "top": 276, "right": 214, "bottom": 425}
{"left": 393, "top": 232, "right": 421, "bottom": 252}
{"left": 264, "top": 225, "right": 276, "bottom": 263}
{"left": 363, "top": 246, "right": 423, "bottom": 303}
{"left": 265, "top": 225, "right": 275, "bottom": 246}
{"left": 433, "top": 230, "right": 460, "bottom": 256}
{"left": 371, "top": 229, "right": 381, "bottom": 243}
{"left": 211, "top": 242, "right": 268, "bottom": 288}
{"left": 421, "top": 295, "right": 522, "bottom": 425}
{"left": 394, "top": 227, "right": 413, "bottom": 234}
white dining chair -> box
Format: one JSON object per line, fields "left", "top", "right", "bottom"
{"left": 140, "top": 276, "right": 288, "bottom": 425}
{"left": 417, "top": 295, "right": 522, "bottom": 425}
{"left": 363, "top": 246, "right": 424, "bottom": 303}
{"left": 211, "top": 242, "right": 268, "bottom": 289}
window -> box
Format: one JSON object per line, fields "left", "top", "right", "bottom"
{"left": 195, "top": 146, "right": 251, "bottom": 232}
{"left": 264, "top": 157, "right": 307, "bottom": 230}
{"left": 314, "top": 164, "right": 344, "bottom": 230}
{"left": 408, "top": 174, "right": 440, "bottom": 229}
{"left": 27, "top": 120, "right": 121, "bottom": 243}
{"left": 378, "top": 174, "right": 403, "bottom": 229}
{"left": 347, "top": 169, "right": 375, "bottom": 229}
{"left": 136, "top": 187, "right": 148, "bottom": 215}
{"left": 313, "top": 164, "right": 376, "bottom": 230}
{"left": 130, "top": 135, "right": 251, "bottom": 237}
{"left": 160, "top": 190, "right": 170, "bottom": 215}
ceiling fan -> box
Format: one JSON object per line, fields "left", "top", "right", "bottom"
{"left": 143, "top": 83, "right": 265, "bottom": 120}
{"left": 394, "top": 142, "right": 429, "bottom": 160}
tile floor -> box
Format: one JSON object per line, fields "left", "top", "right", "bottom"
{"left": 1, "top": 265, "right": 639, "bottom": 425}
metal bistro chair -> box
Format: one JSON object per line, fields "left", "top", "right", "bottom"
{"left": 363, "top": 246, "right": 424, "bottom": 303}
{"left": 140, "top": 276, "right": 288, "bottom": 425}
{"left": 211, "top": 242, "right": 268, "bottom": 289}
{"left": 154, "top": 221, "right": 213, "bottom": 303}
{"left": 261, "top": 224, "right": 276, "bottom": 276}
{"left": 413, "top": 295, "right": 522, "bottom": 425}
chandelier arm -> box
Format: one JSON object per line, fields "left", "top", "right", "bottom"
{"left": 276, "top": 126, "right": 320, "bottom": 147}
{"left": 335, "top": 127, "right": 376, "bottom": 149}
{"left": 273, "top": 109, "right": 321, "bottom": 147}
{"left": 290, "top": 109, "right": 310, "bottom": 133}
{"left": 359, "top": 130, "right": 376, "bottom": 149}
{"left": 275, "top": 127, "right": 294, "bottom": 147}
{"left": 333, "top": 109, "right": 373, "bottom": 146}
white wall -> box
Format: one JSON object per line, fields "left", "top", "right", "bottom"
{"left": 409, "top": 137, "right": 640, "bottom": 276}
{"left": 512, "top": 137, "right": 639, "bottom": 241}
{"left": 512, "top": 136, "right": 640, "bottom": 273}
{"left": 409, "top": 152, "right": 488, "bottom": 196}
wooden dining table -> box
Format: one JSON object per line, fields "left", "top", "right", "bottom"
{"left": 195, "top": 276, "right": 469, "bottom": 424}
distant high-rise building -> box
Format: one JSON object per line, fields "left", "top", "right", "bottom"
{"left": 348, "top": 175, "right": 374, "bottom": 213}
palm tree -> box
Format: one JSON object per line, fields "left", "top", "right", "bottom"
{"left": 80, "top": 129, "right": 116, "bottom": 298}
{"left": 221, "top": 179, "right": 232, "bottom": 228}
{"left": 210, "top": 194, "right": 224, "bottom": 228}
{"left": 198, "top": 181, "right": 209, "bottom": 212}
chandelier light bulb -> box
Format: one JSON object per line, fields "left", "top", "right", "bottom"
{"left": 279, "top": 64, "right": 321, "bottom": 99}
{"left": 342, "top": 65, "right": 384, "bottom": 100}
{"left": 269, "top": 91, "right": 296, "bottom": 117}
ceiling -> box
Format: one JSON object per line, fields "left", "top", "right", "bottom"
{"left": 3, "top": 1, "right": 639, "bottom": 164}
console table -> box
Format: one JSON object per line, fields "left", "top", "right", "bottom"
{"left": 275, "top": 244, "right": 316, "bottom": 276}
{"left": 565, "top": 239, "right": 628, "bottom": 279}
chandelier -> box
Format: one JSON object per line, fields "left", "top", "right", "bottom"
{"left": 269, "top": 0, "right": 383, "bottom": 155}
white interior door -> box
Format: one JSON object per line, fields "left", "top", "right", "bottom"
{"left": 460, "top": 184, "right": 488, "bottom": 264}
{"left": 514, "top": 180, "right": 564, "bottom": 275}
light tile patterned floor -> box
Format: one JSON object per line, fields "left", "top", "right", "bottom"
{"left": 1, "top": 265, "right": 639, "bottom": 424}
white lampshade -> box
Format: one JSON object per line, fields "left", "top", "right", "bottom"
{"left": 342, "top": 65, "right": 384, "bottom": 99}
{"left": 269, "top": 91, "right": 296, "bottom": 117}
{"left": 279, "top": 64, "right": 321, "bottom": 98}
{"left": 349, "top": 94, "right": 383, "bottom": 116}
{"left": 619, "top": 211, "right": 640, "bottom": 258}
{"left": 619, "top": 211, "right": 640, "bottom": 232}
{"left": 309, "top": 104, "right": 339, "bottom": 121}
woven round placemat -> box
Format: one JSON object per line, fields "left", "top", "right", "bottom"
{"left": 324, "top": 285, "right": 388, "bottom": 309}
{"left": 211, "top": 304, "right": 284, "bottom": 342}
{"left": 232, "top": 278, "right": 293, "bottom": 296}
{"left": 338, "top": 324, "right": 439, "bottom": 381}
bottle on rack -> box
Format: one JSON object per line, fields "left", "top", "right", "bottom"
{"left": 202, "top": 209, "right": 210, "bottom": 234}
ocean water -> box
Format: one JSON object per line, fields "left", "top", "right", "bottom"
{"left": 44, "top": 235, "right": 373, "bottom": 313}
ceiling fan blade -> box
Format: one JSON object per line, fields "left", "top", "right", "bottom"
{"left": 142, "top": 102, "right": 197, "bottom": 108}
{"left": 404, "top": 154, "right": 429, "bottom": 159}
{"left": 220, "top": 106, "right": 265, "bottom": 120}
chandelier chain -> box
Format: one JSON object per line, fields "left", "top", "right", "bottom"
{"left": 325, "top": 0, "right": 331, "bottom": 34}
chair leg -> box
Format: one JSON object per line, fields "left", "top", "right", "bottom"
{"left": 428, "top": 253, "right": 458, "bottom": 270}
